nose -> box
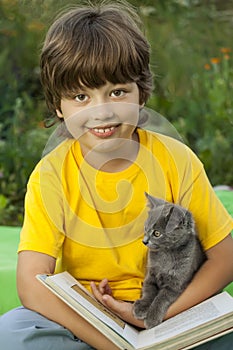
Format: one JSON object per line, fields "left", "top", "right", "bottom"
{"left": 142, "top": 236, "right": 149, "bottom": 246}
{"left": 91, "top": 103, "right": 114, "bottom": 122}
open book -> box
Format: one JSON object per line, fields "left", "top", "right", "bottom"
{"left": 36, "top": 271, "right": 233, "bottom": 350}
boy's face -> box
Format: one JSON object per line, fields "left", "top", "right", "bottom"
{"left": 56, "top": 81, "right": 143, "bottom": 159}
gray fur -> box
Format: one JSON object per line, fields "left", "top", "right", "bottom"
{"left": 133, "top": 193, "right": 206, "bottom": 329}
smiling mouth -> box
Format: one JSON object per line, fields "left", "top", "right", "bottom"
{"left": 88, "top": 124, "right": 121, "bottom": 138}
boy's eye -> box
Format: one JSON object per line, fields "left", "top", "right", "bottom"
{"left": 111, "top": 89, "right": 125, "bottom": 98}
{"left": 74, "top": 94, "right": 88, "bottom": 102}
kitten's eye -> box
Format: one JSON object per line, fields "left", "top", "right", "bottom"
{"left": 153, "top": 231, "right": 161, "bottom": 237}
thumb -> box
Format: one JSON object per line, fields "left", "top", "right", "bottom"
{"left": 102, "top": 294, "right": 127, "bottom": 318}
{"left": 102, "top": 295, "right": 145, "bottom": 328}
{"left": 102, "top": 294, "right": 122, "bottom": 311}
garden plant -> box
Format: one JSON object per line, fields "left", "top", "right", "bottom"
{"left": 0, "top": 0, "right": 232, "bottom": 225}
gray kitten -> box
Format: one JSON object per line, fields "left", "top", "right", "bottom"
{"left": 133, "top": 193, "right": 206, "bottom": 329}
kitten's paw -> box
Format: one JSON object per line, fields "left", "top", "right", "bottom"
{"left": 144, "top": 317, "right": 161, "bottom": 329}
{"left": 133, "top": 299, "right": 149, "bottom": 320}
{"left": 144, "top": 308, "right": 164, "bottom": 329}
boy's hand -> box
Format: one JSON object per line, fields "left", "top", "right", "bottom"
{"left": 93, "top": 278, "right": 113, "bottom": 296}
{"left": 90, "top": 280, "right": 145, "bottom": 328}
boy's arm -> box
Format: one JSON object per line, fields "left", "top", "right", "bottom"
{"left": 92, "top": 234, "right": 233, "bottom": 324}
{"left": 17, "top": 251, "right": 119, "bottom": 350}
{"left": 165, "top": 233, "right": 233, "bottom": 319}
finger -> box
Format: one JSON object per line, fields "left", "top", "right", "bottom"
{"left": 90, "top": 281, "right": 108, "bottom": 305}
{"left": 98, "top": 278, "right": 109, "bottom": 294}
{"left": 99, "top": 279, "right": 112, "bottom": 296}
{"left": 105, "top": 284, "right": 112, "bottom": 296}
{"left": 90, "top": 282, "right": 101, "bottom": 298}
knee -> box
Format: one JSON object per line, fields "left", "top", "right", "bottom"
{"left": 0, "top": 307, "right": 55, "bottom": 349}
{"left": 0, "top": 307, "right": 22, "bottom": 330}
{"left": 0, "top": 308, "right": 25, "bottom": 349}
{"left": 0, "top": 307, "right": 90, "bottom": 350}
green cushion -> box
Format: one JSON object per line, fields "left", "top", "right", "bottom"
{"left": 0, "top": 190, "right": 232, "bottom": 314}
{"left": 0, "top": 226, "right": 21, "bottom": 314}
{"left": 215, "top": 190, "right": 233, "bottom": 296}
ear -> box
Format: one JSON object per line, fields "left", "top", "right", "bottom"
{"left": 145, "top": 192, "right": 166, "bottom": 209}
{"left": 56, "top": 109, "right": 63, "bottom": 119}
{"left": 183, "top": 210, "right": 194, "bottom": 227}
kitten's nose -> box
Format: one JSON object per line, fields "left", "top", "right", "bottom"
{"left": 142, "top": 237, "right": 149, "bottom": 246}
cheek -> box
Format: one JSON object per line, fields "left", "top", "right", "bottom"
{"left": 113, "top": 103, "right": 139, "bottom": 126}
{"left": 64, "top": 110, "right": 89, "bottom": 139}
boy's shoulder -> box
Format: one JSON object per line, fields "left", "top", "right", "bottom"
{"left": 139, "top": 128, "right": 187, "bottom": 150}
{"left": 139, "top": 128, "right": 202, "bottom": 167}
{"left": 42, "top": 138, "right": 75, "bottom": 158}
{"left": 31, "top": 139, "right": 76, "bottom": 177}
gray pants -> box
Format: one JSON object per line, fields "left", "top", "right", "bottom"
{"left": 0, "top": 307, "right": 233, "bottom": 350}
{"left": 0, "top": 307, "right": 95, "bottom": 349}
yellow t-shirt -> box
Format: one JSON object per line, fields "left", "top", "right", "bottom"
{"left": 18, "top": 129, "right": 233, "bottom": 301}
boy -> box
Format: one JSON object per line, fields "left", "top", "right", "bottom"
{"left": 0, "top": 1, "right": 233, "bottom": 349}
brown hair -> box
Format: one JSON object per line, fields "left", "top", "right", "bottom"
{"left": 40, "top": 0, "right": 153, "bottom": 121}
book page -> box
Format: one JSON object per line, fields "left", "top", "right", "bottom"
{"left": 71, "top": 283, "right": 140, "bottom": 347}
{"left": 71, "top": 284, "right": 125, "bottom": 328}
{"left": 42, "top": 272, "right": 139, "bottom": 348}
{"left": 48, "top": 273, "right": 126, "bottom": 329}
{"left": 136, "top": 292, "right": 233, "bottom": 349}
{"left": 182, "top": 328, "right": 233, "bottom": 350}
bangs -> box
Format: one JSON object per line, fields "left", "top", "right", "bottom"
{"left": 57, "top": 19, "right": 147, "bottom": 97}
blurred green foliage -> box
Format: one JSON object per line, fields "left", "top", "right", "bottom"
{"left": 0, "top": 0, "right": 232, "bottom": 225}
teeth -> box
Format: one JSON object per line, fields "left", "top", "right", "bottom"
{"left": 93, "top": 126, "right": 115, "bottom": 133}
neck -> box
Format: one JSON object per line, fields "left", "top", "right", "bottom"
{"left": 83, "top": 132, "right": 139, "bottom": 173}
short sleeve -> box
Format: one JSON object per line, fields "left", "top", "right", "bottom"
{"left": 18, "top": 162, "right": 65, "bottom": 257}
{"left": 181, "top": 157, "right": 233, "bottom": 250}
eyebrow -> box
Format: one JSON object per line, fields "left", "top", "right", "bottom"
{"left": 77, "top": 82, "right": 133, "bottom": 93}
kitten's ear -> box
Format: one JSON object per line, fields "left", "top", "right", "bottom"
{"left": 145, "top": 192, "right": 166, "bottom": 208}
{"left": 183, "top": 210, "right": 194, "bottom": 228}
